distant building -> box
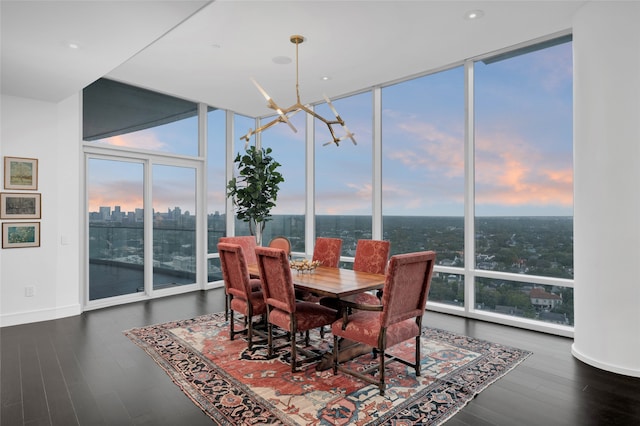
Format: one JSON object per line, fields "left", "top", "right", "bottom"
{"left": 99, "top": 206, "right": 111, "bottom": 221}
{"left": 530, "top": 287, "right": 562, "bottom": 310}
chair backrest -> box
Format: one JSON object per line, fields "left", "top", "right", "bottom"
{"left": 255, "top": 246, "right": 296, "bottom": 314}
{"left": 353, "top": 239, "right": 390, "bottom": 274}
{"left": 219, "top": 236, "right": 258, "bottom": 265}
{"left": 218, "top": 242, "right": 254, "bottom": 300}
{"left": 380, "top": 251, "right": 436, "bottom": 328}
{"left": 312, "top": 237, "right": 343, "bottom": 268}
{"left": 268, "top": 236, "right": 291, "bottom": 258}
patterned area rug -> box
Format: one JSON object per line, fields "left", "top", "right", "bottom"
{"left": 124, "top": 313, "right": 530, "bottom": 425}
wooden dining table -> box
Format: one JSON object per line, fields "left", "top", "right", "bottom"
{"left": 246, "top": 263, "right": 385, "bottom": 371}
{"left": 246, "top": 264, "right": 385, "bottom": 300}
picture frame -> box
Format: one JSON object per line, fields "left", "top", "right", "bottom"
{"left": 2, "top": 222, "right": 40, "bottom": 248}
{"left": 0, "top": 193, "right": 41, "bottom": 219}
{"left": 4, "top": 156, "right": 38, "bottom": 190}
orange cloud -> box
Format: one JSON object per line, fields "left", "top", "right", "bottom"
{"left": 386, "top": 111, "right": 573, "bottom": 210}
{"left": 89, "top": 181, "right": 143, "bottom": 212}
{"left": 100, "top": 133, "right": 168, "bottom": 150}
{"left": 475, "top": 132, "right": 573, "bottom": 207}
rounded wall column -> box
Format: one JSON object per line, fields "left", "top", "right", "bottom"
{"left": 571, "top": 1, "right": 640, "bottom": 377}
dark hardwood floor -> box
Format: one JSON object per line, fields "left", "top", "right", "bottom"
{"left": 2, "top": 289, "right": 639, "bottom": 425}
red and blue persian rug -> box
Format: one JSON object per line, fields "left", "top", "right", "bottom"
{"left": 124, "top": 313, "right": 530, "bottom": 425}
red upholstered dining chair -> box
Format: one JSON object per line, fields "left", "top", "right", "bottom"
{"left": 331, "top": 250, "right": 436, "bottom": 395}
{"left": 218, "top": 242, "right": 267, "bottom": 349}
{"left": 268, "top": 236, "right": 292, "bottom": 259}
{"left": 312, "top": 237, "right": 343, "bottom": 268}
{"left": 351, "top": 239, "right": 390, "bottom": 304}
{"left": 255, "top": 246, "right": 337, "bottom": 372}
{"left": 296, "top": 237, "right": 343, "bottom": 303}
{"left": 322, "top": 239, "right": 390, "bottom": 308}
{"left": 219, "top": 235, "right": 258, "bottom": 265}
{"left": 218, "top": 236, "right": 261, "bottom": 319}
{"left": 354, "top": 239, "right": 390, "bottom": 275}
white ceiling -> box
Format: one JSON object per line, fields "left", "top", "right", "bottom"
{"left": 2, "top": 0, "right": 587, "bottom": 118}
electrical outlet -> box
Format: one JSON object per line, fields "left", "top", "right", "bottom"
{"left": 25, "top": 286, "right": 35, "bottom": 297}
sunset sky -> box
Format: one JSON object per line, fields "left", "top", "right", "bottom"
{"left": 89, "top": 41, "right": 573, "bottom": 218}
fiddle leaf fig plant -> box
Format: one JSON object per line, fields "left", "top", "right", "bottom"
{"left": 226, "top": 146, "right": 284, "bottom": 244}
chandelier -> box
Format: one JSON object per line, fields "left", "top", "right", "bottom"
{"left": 240, "top": 35, "right": 356, "bottom": 147}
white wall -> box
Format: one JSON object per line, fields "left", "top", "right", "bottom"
{"left": 0, "top": 94, "right": 81, "bottom": 326}
{"left": 572, "top": 1, "right": 640, "bottom": 377}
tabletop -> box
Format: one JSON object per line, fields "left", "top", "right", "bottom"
{"left": 247, "top": 264, "right": 385, "bottom": 299}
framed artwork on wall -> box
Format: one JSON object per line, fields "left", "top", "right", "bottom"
{"left": 0, "top": 193, "right": 41, "bottom": 219}
{"left": 2, "top": 222, "right": 40, "bottom": 248}
{"left": 4, "top": 156, "right": 38, "bottom": 190}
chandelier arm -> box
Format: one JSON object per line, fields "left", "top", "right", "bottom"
{"left": 296, "top": 104, "right": 342, "bottom": 125}
{"left": 240, "top": 116, "right": 289, "bottom": 143}
{"left": 326, "top": 123, "right": 341, "bottom": 146}
{"left": 251, "top": 78, "right": 297, "bottom": 133}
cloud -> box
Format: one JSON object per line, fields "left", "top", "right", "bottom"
{"left": 475, "top": 131, "right": 573, "bottom": 207}
{"left": 315, "top": 182, "right": 372, "bottom": 215}
{"left": 389, "top": 120, "right": 464, "bottom": 178}
{"left": 383, "top": 110, "right": 573, "bottom": 213}
{"left": 90, "top": 178, "right": 197, "bottom": 213}
{"left": 89, "top": 180, "right": 142, "bottom": 212}
{"left": 153, "top": 180, "right": 196, "bottom": 213}
{"left": 101, "top": 133, "right": 168, "bottom": 150}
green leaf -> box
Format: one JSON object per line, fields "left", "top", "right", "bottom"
{"left": 226, "top": 145, "right": 284, "bottom": 234}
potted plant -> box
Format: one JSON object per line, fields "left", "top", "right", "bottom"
{"left": 226, "top": 146, "right": 284, "bottom": 245}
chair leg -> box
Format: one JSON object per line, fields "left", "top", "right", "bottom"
{"left": 267, "top": 322, "right": 273, "bottom": 357}
{"left": 291, "top": 330, "right": 298, "bottom": 372}
{"left": 247, "top": 317, "right": 253, "bottom": 349}
{"left": 415, "top": 335, "right": 421, "bottom": 376}
{"left": 379, "top": 347, "right": 386, "bottom": 396}
{"left": 229, "top": 308, "right": 235, "bottom": 340}
{"left": 305, "top": 330, "right": 310, "bottom": 346}
{"left": 225, "top": 294, "right": 229, "bottom": 321}
{"left": 332, "top": 335, "right": 339, "bottom": 374}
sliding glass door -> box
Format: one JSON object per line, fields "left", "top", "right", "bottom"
{"left": 88, "top": 158, "right": 145, "bottom": 300}
{"left": 87, "top": 157, "right": 200, "bottom": 301}
{"left": 152, "top": 164, "right": 197, "bottom": 290}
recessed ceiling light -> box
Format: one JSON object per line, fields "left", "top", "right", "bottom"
{"left": 321, "top": 76, "right": 331, "bottom": 81}
{"left": 272, "top": 56, "right": 292, "bottom": 65}
{"left": 464, "top": 9, "right": 484, "bottom": 20}
{"left": 67, "top": 42, "right": 80, "bottom": 49}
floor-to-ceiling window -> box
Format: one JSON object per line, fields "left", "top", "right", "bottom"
{"left": 261, "top": 112, "right": 306, "bottom": 253}
{"left": 231, "top": 114, "right": 256, "bottom": 237}
{"left": 314, "top": 92, "right": 373, "bottom": 259}
{"left": 206, "top": 108, "right": 226, "bottom": 282}
{"left": 381, "top": 66, "right": 466, "bottom": 307}
{"left": 472, "top": 37, "right": 574, "bottom": 326}
{"left": 152, "top": 164, "right": 197, "bottom": 290}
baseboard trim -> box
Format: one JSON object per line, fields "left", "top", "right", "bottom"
{"left": 0, "top": 304, "right": 81, "bottom": 328}
{"left": 572, "top": 343, "right": 640, "bottom": 378}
